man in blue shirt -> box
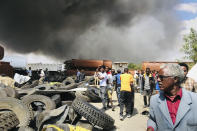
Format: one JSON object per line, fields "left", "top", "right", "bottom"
{"left": 76, "top": 69, "right": 81, "bottom": 82}
{"left": 115, "top": 69, "right": 121, "bottom": 105}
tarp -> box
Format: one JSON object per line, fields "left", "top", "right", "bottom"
{"left": 187, "top": 63, "right": 197, "bottom": 82}
{"left": 14, "top": 73, "right": 30, "bottom": 84}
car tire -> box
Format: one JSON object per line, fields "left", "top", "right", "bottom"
{"left": 72, "top": 98, "right": 114, "bottom": 129}
{"left": 0, "top": 97, "right": 33, "bottom": 126}
{"left": 0, "top": 111, "right": 20, "bottom": 130}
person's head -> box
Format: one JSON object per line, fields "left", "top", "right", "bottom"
{"left": 46, "top": 68, "right": 48, "bottom": 71}
{"left": 29, "top": 67, "right": 31, "bottom": 70}
{"left": 141, "top": 70, "right": 144, "bottom": 75}
{"left": 117, "top": 69, "right": 121, "bottom": 74}
{"left": 105, "top": 66, "right": 110, "bottom": 72}
{"left": 178, "top": 62, "right": 189, "bottom": 77}
{"left": 124, "top": 68, "right": 129, "bottom": 73}
{"left": 157, "top": 64, "right": 184, "bottom": 92}
{"left": 100, "top": 66, "right": 105, "bottom": 73}
{"left": 111, "top": 69, "right": 115, "bottom": 74}
{"left": 98, "top": 65, "right": 102, "bottom": 69}
{"left": 146, "top": 68, "right": 151, "bottom": 75}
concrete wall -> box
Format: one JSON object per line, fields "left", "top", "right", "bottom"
{"left": 27, "top": 63, "right": 65, "bottom": 71}
{"left": 112, "top": 62, "right": 128, "bottom": 73}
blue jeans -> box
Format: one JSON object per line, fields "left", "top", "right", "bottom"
{"left": 100, "top": 86, "right": 107, "bottom": 108}
{"left": 116, "top": 86, "right": 121, "bottom": 104}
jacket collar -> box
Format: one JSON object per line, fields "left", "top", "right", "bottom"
{"left": 143, "top": 73, "right": 152, "bottom": 78}
{"left": 158, "top": 88, "right": 192, "bottom": 128}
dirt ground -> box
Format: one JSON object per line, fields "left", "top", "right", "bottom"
{"left": 92, "top": 92, "right": 149, "bottom": 131}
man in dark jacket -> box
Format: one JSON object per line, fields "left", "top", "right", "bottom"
{"left": 142, "top": 68, "right": 155, "bottom": 107}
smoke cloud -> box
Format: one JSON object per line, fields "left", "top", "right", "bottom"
{"left": 0, "top": 0, "right": 181, "bottom": 62}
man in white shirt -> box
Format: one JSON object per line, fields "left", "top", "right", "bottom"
{"left": 39, "top": 69, "right": 45, "bottom": 84}
{"left": 98, "top": 66, "right": 108, "bottom": 110}
{"left": 105, "top": 67, "right": 114, "bottom": 111}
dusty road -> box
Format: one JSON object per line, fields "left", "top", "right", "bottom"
{"left": 92, "top": 92, "right": 149, "bottom": 131}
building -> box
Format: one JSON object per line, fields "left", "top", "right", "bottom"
{"left": 27, "top": 63, "right": 65, "bottom": 71}
{"left": 112, "top": 62, "right": 128, "bottom": 72}
{"left": 142, "top": 61, "right": 194, "bottom": 71}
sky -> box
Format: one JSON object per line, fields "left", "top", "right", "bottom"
{"left": 176, "top": 0, "right": 197, "bottom": 34}
{"left": 2, "top": 0, "right": 197, "bottom": 64}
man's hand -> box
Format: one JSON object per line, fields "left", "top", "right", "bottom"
{"left": 98, "top": 75, "right": 104, "bottom": 80}
{"left": 130, "top": 82, "right": 133, "bottom": 87}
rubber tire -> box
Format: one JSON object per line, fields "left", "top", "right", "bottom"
{"left": 75, "top": 91, "right": 91, "bottom": 102}
{"left": 61, "top": 101, "right": 73, "bottom": 106}
{"left": 18, "top": 126, "right": 35, "bottom": 131}
{"left": 22, "top": 95, "right": 56, "bottom": 111}
{"left": 21, "top": 83, "right": 31, "bottom": 89}
{"left": 85, "top": 87, "right": 101, "bottom": 102}
{"left": 51, "top": 94, "right": 61, "bottom": 106}
{"left": 30, "top": 80, "right": 39, "bottom": 88}
{"left": 0, "top": 89, "right": 7, "bottom": 98}
{"left": 60, "top": 83, "right": 77, "bottom": 90}
{"left": 0, "top": 111, "right": 20, "bottom": 130}
{"left": 86, "top": 77, "right": 95, "bottom": 85}
{"left": 3, "top": 86, "right": 18, "bottom": 98}
{"left": 72, "top": 98, "right": 115, "bottom": 129}
{"left": 62, "top": 77, "right": 75, "bottom": 86}
{"left": 0, "top": 97, "right": 33, "bottom": 126}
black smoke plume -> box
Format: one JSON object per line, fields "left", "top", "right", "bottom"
{"left": 0, "top": 0, "right": 181, "bottom": 62}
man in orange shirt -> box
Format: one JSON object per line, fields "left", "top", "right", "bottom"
{"left": 119, "top": 68, "right": 133, "bottom": 120}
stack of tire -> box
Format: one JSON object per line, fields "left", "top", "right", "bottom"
{"left": 0, "top": 84, "right": 56, "bottom": 130}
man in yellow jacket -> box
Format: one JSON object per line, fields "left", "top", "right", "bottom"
{"left": 119, "top": 68, "right": 133, "bottom": 120}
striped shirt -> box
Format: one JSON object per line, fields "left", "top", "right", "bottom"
{"left": 181, "top": 77, "right": 197, "bottom": 92}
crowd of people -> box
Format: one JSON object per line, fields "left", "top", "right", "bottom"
{"left": 94, "top": 65, "right": 134, "bottom": 120}
{"left": 93, "top": 62, "right": 197, "bottom": 127}
{"left": 26, "top": 67, "right": 50, "bottom": 84}
{"left": 94, "top": 65, "right": 156, "bottom": 121}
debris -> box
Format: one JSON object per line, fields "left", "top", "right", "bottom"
{"left": 14, "top": 73, "right": 30, "bottom": 85}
